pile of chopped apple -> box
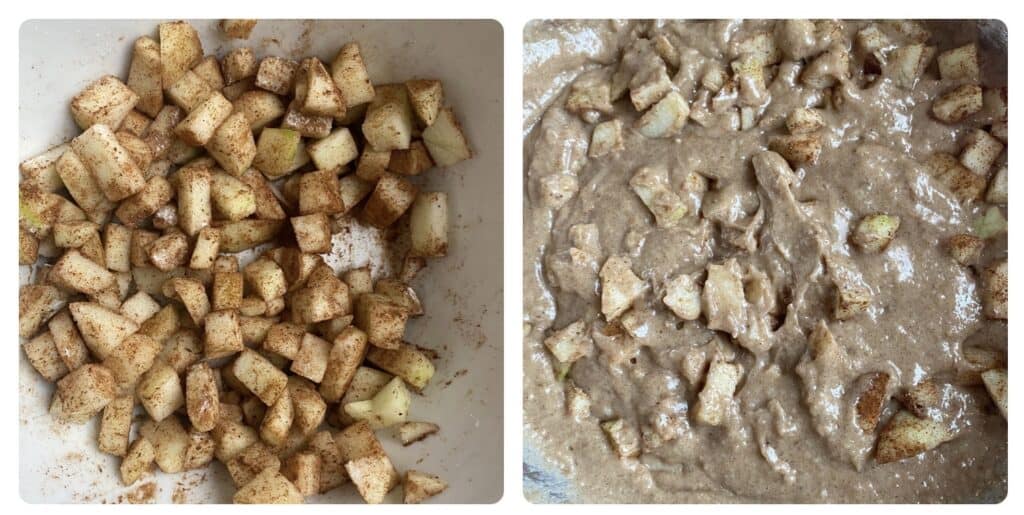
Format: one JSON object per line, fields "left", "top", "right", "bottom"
{"left": 18, "top": 19, "right": 477, "bottom": 504}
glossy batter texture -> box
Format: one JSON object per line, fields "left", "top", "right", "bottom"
{"left": 523, "top": 20, "right": 1007, "bottom": 503}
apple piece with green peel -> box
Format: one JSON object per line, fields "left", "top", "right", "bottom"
{"left": 409, "top": 192, "right": 448, "bottom": 257}
{"left": 851, "top": 214, "right": 900, "bottom": 253}
{"left": 19, "top": 186, "right": 62, "bottom": 236}
{"left": 365, "top": 343, "right": 435, "bottom": 390}
{"left": 335, "top": 366, "right": 389, "bottom": 419}
{"left": 218, "top": 219, "right": 283, "bottom": 253}
{"left": 973, "top": 206, "right": 1006, "bottom": 239}
{"left": 343, "top": 376, "right": 411, "bottom": 429}
{"left": 254, "top": 128, "right": 306, "bottom": 179}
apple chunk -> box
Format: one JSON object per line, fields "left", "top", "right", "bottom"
{"left": 159, "top": 21, "right": 204, "bottom": 89}
{"left": 422, "top": 107, "right": 472, "bottom": 167}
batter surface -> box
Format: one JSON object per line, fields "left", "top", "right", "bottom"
{"left": 523, "top": 20, "right": 1007, "bottom": 503}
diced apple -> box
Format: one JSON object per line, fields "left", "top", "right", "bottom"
{"left": 663, "top": 274, "right": 702, "bottom": 321}
{"left": 233, "top": 349, "right": 288, "bottom": 405}
{"left": 365, "top": 342, "right": 435, "bottom": 390}
{"left": 222, "top": 47, "right": 257, "bottom": 86}
{"left": 362, "top": 173, "right": 418, "bottom": 228}
{"left": 159, "top": 21, "right": 204, "bottom": 89}
{"left": 331, "top": 42, "right": 375, "bottom": 108}
{"left": 937, "top": 43, "right": 980, "bottom": 82}
{"left": 876, "top": 410, "right": 954, "bottom": 464}
{"left": 254, "top": 128, "right": 307, "bottom": 179}
{"left": 177, "top": 166, "right": 212, "bottom": 236}
{"left": 71, "top": 75, "right": 139, "bottom": 130}
{"left": 207, "top": 112, "right": 257, "bottom": 176}
{"left": 405, "top": 79, "right": 443, "bottom": 126}
{"left": 543, "top": 320, "right": 590, "bottom": 365}
{"left": 599, "top": 255, "right": 644, "bottom": 321}
{"left": 851, "top": 213, "right": 900, "bottom": 253}
{"left": 694, "top": 356, "right": 743, "bottom": 426}
{"left": 218, "top": 219, "right": 284, "bottom": 252}
{"left": 296, "top": 57, "right": 346, "bottom": 118}
{"left": 174, "top": 92, "right": 233, "bottom": 146}
{"left": 959, "top": 128, "right": 1003, "bottom": 175}
{"left": 630, "top": 166, "right": 687, "bottom": 228}
{"left": 127, "top": 37, "right": 164, "bottom": 117}
{"left": 933, "top": 84, "right": 983, "bottom": 124}
{"left": 769, "top": 133, "right": 822, "bottom": 166}
{"left": 635, "top": 91, "right": 689, "bottom": 139}
{"left": 588, "top": 119, "right": 623, "bottom": 158}
{"left": 421, "top": 107, "right": 472, "bottom": 166}
{"left": 281, "top": 99, "right": 332, "bottom": 138}
{"left": 192, "top": 55, "right": 225, "bottom": 89}
{"left": 345, "top": 453, "right": 399, "bottom": 505}
{"left": 166, "top": 70, "right": 215, "bottom": 112}
{"left": 233, "top": 469, "right": 304, "bottom": 504}
{"left": 71, "top": 124, "right": 145, "bottom": 202}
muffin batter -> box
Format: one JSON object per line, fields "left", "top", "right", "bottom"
{"left": 523, "top": 20, "right": 1007, "bottom": 503}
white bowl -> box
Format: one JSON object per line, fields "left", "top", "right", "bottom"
{"left": 19, "top": 19, "right": 503, "bottom": 504}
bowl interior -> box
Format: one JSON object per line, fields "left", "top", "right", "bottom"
{"left": 19, "top": 19, "right": 503, "bottom": 504}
